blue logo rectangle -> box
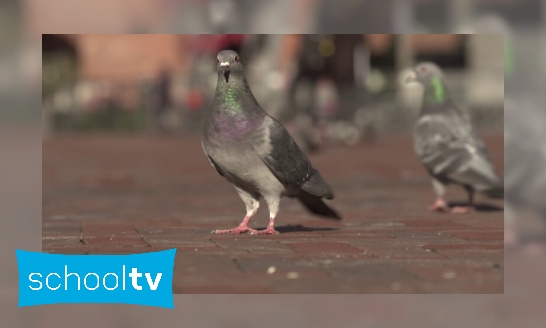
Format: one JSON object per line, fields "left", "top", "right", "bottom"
{"left": 16, "top": 249, "right": 176, "bottom": 308}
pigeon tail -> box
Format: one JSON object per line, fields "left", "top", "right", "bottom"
{"left": 301, "top": 170, "right": 335, "bottom": 199}
{"left": 297, "top": 191, "right": 341, "bottom": 220}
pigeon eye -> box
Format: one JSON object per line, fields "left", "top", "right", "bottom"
{"left": 234, "top": 55, "right": 239, "bottom": 62}
{"left": 419, "top": 66, "right": 427, "bottom": 74}
{"left": 216, "top": 58, "right": 220, "bottom": 63}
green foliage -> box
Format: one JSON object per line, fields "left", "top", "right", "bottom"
{"left": 52, "top": 103, "right": 148, "bottom": 132}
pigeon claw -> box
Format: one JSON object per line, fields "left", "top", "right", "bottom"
{"left": 256, "top": 227, "right": 280, "bottom": 235}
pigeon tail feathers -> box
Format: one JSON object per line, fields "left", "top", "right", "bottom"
{"left": 301, "top": 169, "right": 334, "bottom": 199}
{"left": 297, "top": 191, "right": 341, "bottom": 220}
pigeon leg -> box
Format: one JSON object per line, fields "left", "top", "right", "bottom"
{"left": 256, "top": 195, "right": 280, "bottom": 235}
{"left": 451, "top": 186, "right": 475, "bottom": 214}
{"left": 428, "top": 178, "right": 450, "bottom": 212}
{"left": 212, "top": 188, "right": 259, "bottom": 234}
{"left": 256, "top": 217, "right": 279, "bottom": 235}
{"left": 429, "top": 197, "right": 450, "bottom": 212}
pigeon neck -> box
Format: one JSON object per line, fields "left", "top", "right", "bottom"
{"left": 214, "top": 75, "right": 254, "bottom": 114}
{"left": 423, "top": 77, "right": 451, "bottom": 106}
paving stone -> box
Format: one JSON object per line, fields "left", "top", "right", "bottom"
{"left": 423, "top": 243, "right": 504, "bottom": 251}
{"left": 83, "top": 223, "right": 139, "bottom": 237}
{"left": 86, "top": 247, "right": 170, "bottom": 254}
{"left": 447, "top": 231, "right": 504, "bottom": 241}
{"left": 143, "top": 235, "right": 218, "bottom": 248}
{"left": 83, "top": 236, "right": 150, "bottom": 248}
{"left": 348, "top": 242, "right": 447, "bottom": 260}
{"left": 233, "top": 257, "right": 321, "bottom": 274}
{"left": 211, "top": 238, "right": 295, "bottom": 254}
{"left": 174, "top": 253, "right": 241, "bottom": 275}
{"left": 43, "top": 134, "right": 504, "bottom": 294}
{"left": 174, "top": 282, "right": 273, "bottom": 294}
{"left": 42, "top": 221, "right": 82, "bottom": 236}
{"left": 42, "top": 236, "right": 83, "bottom": 248}
{"left": 283, "top": 242, "right": 364, "bottom": 254}
{"left": 42, "top": 248, "right": 88, "bottom": 255}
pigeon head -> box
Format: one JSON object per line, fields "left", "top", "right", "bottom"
{"left": 406, "top": 62, "right": 444, "bottom": 85}
{"left": 406, "top": 62, "right": 451, "bottom": 104}
{"left": 216, "top": 50, "right": 243, "bottom": 83}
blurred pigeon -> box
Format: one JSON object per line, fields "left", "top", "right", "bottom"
{"left": 283, "top": 113, "right": 323, "bottom": 153}
{"left": 202, "top": 50, "right": 341, "bottom": 235}
{"left": 406, "top": 62, "right": 503, "bottom": 213}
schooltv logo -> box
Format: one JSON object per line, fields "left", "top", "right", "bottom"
{"left": 16, "top": 249, "right": 176, "bottom": 308}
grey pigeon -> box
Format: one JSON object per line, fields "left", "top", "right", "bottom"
{"left": 406, "top": 62, "right": 504, "bottom": 213}
{"left": 202, "top": 50, "right": 341, "bottom": 235}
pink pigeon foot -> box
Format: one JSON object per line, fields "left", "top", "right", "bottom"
{"left": 211, "top": 224, "right": 257, "bottom": 235}
{"left": 253, "top": 217, "right": 280, "bottom": 235}
{"left": 428, "top": 198, "right": 450, "bottom": 212}
{"left": 255, "top": 225, "right": 280, "bottom": 235}
{"left": 451, "top": 206, "right": 475, "bottom": 214}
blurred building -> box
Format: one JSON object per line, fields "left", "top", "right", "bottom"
{"left": 42, "top": 33, "right": 504, "bottom": 134}
{"left": 43, "top": 34, "right": 187, "bottom": 85}
{"left": 42, "top": 34, "right": 464, "bottom": 84}
{"left": 41, "top": 0, "right": 529, "bottom": 133}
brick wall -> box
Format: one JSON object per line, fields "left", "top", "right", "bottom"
{"left": 72, "top": 34, "right": 188, "bottom": 84}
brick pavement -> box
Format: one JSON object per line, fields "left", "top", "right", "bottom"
{"left": 42, "top": 132, "right": 504, "bottom": 293}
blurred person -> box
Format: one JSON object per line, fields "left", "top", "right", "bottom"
{"left": 278, "top": 34, "right": 371, "bottom": 151}
{"left": 155, "top": 65, "right": 173, "bottom": 132}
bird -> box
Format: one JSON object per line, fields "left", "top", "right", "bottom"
{"left": 201, "top": 50, "right": 341, "bottom": 235}
{"left": 406, "top": 62, "right": 504, "bottom": 214}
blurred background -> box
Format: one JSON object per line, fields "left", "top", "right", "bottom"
{"left": 41, "top": 34, "right": 503, "bottom": 148}
{"left": 1, "top": 0, "right": 546, "bottom": 327}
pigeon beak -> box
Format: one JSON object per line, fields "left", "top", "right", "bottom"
{"left": 405, "top": 71, "right": 417, "bottom": 84}
{"left": 219, "top": 62, "right": 231, "bottom": 82}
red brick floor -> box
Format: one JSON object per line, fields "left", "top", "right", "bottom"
{"left": 42, "top": 132, "right": 504, "bottom": 293}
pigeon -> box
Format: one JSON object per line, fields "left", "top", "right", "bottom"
{"left": 202, "top": 50, "right": 341, "bottom": 235}
{"left": 406, "top": 62, "right": 504, "bottom": 213}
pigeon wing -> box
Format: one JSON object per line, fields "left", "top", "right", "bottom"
{"left": 414, "top": 112, "right": 501, "bottom": 190}
{"left": 259, "top": 116, "right": 334, "bottom": 198}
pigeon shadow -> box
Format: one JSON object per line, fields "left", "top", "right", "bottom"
{"left": 447, "top": 201, "right": 504, "bottom": 212}
{"left": 256, "top": 224, "right": 338, "bottom": 233}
